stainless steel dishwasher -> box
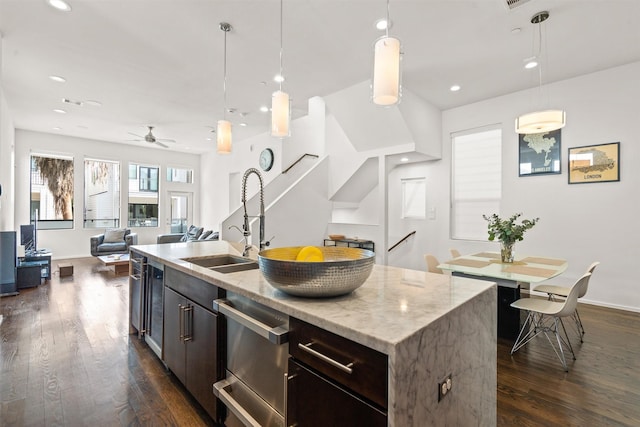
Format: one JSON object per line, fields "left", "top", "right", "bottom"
{"left": 213, "top": 292, "right": 289, "bottom": 427}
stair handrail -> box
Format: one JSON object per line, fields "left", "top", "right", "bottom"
{"left": 388, "top": 231, "right": 416, "bottom": 252}
{"left": 282, "top": 153, "right": 319, "bottom": 174}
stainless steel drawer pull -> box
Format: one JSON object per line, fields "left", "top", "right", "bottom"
{"left": 213, "top": 299, "right": 289, "bottom": 345}
{"left": 298, "top": 342, "right": 354, "bottom": 374}
{"left": 129, "top": 274, "right": 141, "bottom": 280}
{"left": 179, "top": 304, "right": 186, "bottom": 341}
{"left": 183, "top": 306, "right": 193, "bottom": 341}
{"left": 131, "top": 257, "right": 144, "bottom": 265}
{"left": 213, "top": 379, "right": 263, "bottom": 427}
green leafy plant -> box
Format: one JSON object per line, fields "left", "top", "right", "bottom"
{"left": 482, "top": 213, "right": 539, "bottom": 245}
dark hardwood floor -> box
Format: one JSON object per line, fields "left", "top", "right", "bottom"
{"left": 1, "top": 257, "right": 639, "bottom": 426}
{"left": 0, "top": 257, "right": 215, "bottom": 426}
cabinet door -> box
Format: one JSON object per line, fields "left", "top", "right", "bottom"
{"left": 163, "top": 286, "right": 187, "bottom": 384}
{"left": 287, "top": 359, "right": 386, "bottom": 427}
{"left": 186, "top": 303, "right": 219, "bottom": 421}
{"left": 145, "top": 265, "right": 164, "bottom": 355}
{"left": 129, "top": 256, "right": 145, "bottom": 336}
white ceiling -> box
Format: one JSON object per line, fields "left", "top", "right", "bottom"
{"left": 1, "top": 0, "right": 639, "bottom": 153}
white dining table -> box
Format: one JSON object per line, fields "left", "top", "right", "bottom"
{"left": 438, "top": 252, "right": 568, "bottom": 340}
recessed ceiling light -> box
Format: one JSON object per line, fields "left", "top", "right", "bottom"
{"left": 259, "top": 105, "right": 269, "bottom": 113}
{"left": 450, "top": 84, "right": 461, "bottom": 92}
{"left": 239, "top": 123, "right": 247, "bottom": 127}
{"left": 400, "top": 157, "right": 409, "bottom": 162}
{"left": 47, "top": 0, "right": 72, "bottom": 12}
{"left": 52, "top": 126, "right": 62, "bottom": 131}
{"left": 53, "top": 108, "right": 66, "bottom": 114}
{"left": 524, "top": 57, "right": 538, "bottom": 69}
{"left": 83, "top": 100, "right": 102, "bottom": 107}
{"left": 206, "top": 137, "right": 213, "bottom": 141}
{"left": 511, "top": 27, "right": 522, "bottom": 34}
{"left": 375, "top": 19, "right": 392, "bottom": 31}
{"left": 49, "top": 75, "right": 66, "bottom": 83}
{"left": 274, "top": 74, "right": 285, "bottom": 83}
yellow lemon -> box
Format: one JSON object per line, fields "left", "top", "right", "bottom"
{"left": 296, "top": 246, "right": 324, "bottom": 262}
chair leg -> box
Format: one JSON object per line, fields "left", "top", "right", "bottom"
{"left": 511, "top": 312, "right": 577, "bottom": 372}
{"left": 575, "top": 308, "right": 585, "bottom": 337}
{"left": 511, "top": 312, "right": 544, "bottom": 355}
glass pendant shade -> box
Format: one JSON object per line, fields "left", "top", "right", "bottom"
{"left": 515, "top": 109, "right": 566, "bottom": 134}
{"left": 216, "top": 119, "right": 232, "bottom": 154}
{"left": 271, "top": 90, "right": 290, "bottom": 137}
{"left": 372, "top": 36, "right": 401, "bottom": 106}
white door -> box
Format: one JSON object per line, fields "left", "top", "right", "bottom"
{"left": 167, "top": 192, "right": 193, "bottom": 233}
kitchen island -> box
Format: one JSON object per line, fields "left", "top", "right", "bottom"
{"left": 130, "top": 241, "right": 496, "bottom": 426}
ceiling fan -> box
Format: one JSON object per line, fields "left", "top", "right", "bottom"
{"left": 128, "top": 126, "right": 176, "bottom": 148}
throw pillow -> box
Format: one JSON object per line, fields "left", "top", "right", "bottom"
{"left": 104, "top": 228, "right": 127, "bottom": 243}
{"left": 198, "top": 230, "right": 213, "bottom": 240}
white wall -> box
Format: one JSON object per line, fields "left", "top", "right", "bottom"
{"left": 0, "top": 34, "right": 16, "bottom": 231}
{"left": 0, "top": 85, "right": 15, "bottom": 231}
{"left": 14, "top": 130, "right": 200, "bottom": 258}
{"left": 200, "top": 98, "right": 325, "bottom": 233}
{"left": 386, "top": 62, "right": 639, "bottom": 312}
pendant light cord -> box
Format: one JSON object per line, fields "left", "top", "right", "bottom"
{"left": 223, "top": 26, "right": 228, "bottom": 120}
{"left": 279, "top": 0, "right": 284, "bottom": 92}
{"left": 385, "top": 0, "right": 390, "bottom": 38}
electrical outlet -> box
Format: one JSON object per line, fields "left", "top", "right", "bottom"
{"left": 438, "top": 373, "right": 453, "bottom": 402}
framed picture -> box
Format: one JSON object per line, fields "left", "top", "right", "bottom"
{"left": 519, "top": 129, "right": 562, "bottom": 176}
{"left": 568, "top": 142, "right": 620, "bottom": 184}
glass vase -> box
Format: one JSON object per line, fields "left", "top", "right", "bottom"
{"left": 500, "top": 241, "right": 515, "bottom": 263}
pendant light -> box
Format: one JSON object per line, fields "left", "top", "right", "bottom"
{"left": 515, "top": 11, "right": 566, "bottom": 135}
{"left": 217, "top": 22, "right": 232, "bottom": 154}
{"left": 271, "top": 0, "right": 290, "bottom": 138}
{"left": 372, "top": 0, "right": 402, "bottom": 106}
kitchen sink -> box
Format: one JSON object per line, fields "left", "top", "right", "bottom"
{"left": 181, "top": 254, "right": 259, "bottom": 274}
{"left": 209, "top": 263, "right": 259, "bottom": 274}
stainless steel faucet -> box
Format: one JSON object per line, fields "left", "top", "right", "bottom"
{"left": 241, "top": 168, "right": 266, "bottom": 257}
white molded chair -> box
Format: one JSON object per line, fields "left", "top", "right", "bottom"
{"left": 533, "top": 262, "right": 599, "bottom": 341}
{"left": 450, "top": 248, "right": 461, "bottom": 258}
{"left": 510, "top": 272, "right": 591, "bottom": 372}
{"left": 424, "top": 254, "right": 443, "bottom": 274}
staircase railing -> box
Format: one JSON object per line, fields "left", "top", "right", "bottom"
{"left": 388, "top": 231, "right": 416, "bottom": 252}
{"left": 283, "top": 153, "right": 319, "bottom": 174}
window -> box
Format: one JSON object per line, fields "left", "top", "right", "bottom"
{"left": 30, "top": 154, "right": 74, "bottom": 229}
{"left": 451, "top": 127, "right": 502, "bottom": 240}
{"left": 166, "top": 167, "right": 193, "bottom": 183}
{"left": 84, "top": 159, "right": 120, "bottom": 229}
{"left": 139, "top": 166, "right": 159, "bottom": 192}
{"left": 128, "top": 163, "right": 159, "bottom": 227}
{"left": 401, "top": 178, "right": 426, "bottom": 219}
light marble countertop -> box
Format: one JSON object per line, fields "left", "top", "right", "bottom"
{"left": 130, "top": 240, "right": 496, "bottom": 355}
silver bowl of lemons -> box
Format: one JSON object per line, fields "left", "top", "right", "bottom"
{"left": 257, "top": 246, "right": 375, "bottom": 297}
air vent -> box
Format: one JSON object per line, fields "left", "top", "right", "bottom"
{"left": 503, "top": 0, "right": 531, "bottom": 11}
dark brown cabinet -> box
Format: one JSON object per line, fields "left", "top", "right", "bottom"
{"left": 287, "top": 317, "right": 388, "bottom": 426}
{"left": 164, "top": 267, "right": 223, "bottom": 422}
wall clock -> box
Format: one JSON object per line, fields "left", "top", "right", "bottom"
{"left": 259, "top": 148, "right": 274, "bottom": 172}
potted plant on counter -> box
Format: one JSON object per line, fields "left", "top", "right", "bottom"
{"left": 482, "top": 213, "right": 539, "bottom": 263}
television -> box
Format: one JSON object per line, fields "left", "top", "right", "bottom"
{"left": 20, "top": 223, "right": 36, "bottom": 254}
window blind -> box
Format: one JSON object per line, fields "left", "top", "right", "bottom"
{"left": 451, "top": 128, "right": 502, "bottom": 240}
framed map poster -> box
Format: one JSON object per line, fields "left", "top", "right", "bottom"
{"left": 568, "top": 142, "right": 620, "bottom": 184}
{"left": 518, "top": 129, "right": 561, "bottom": 176}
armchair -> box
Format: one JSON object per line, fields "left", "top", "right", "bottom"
{"left": 90, "top": 228, "right": 138, "bottom": 257}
